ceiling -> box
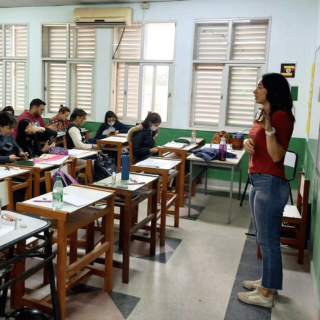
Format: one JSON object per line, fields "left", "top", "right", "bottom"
{"left": 0, "top": 0, "right": 186, "bottom": 8}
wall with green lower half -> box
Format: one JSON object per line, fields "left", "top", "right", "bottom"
{"left": 77, "top": 122, "right": 305, "bottom": 190}
{"left": 304, "top": 143, "right": 320, "bottom": 310}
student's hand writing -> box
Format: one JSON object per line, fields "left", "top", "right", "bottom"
{"left": 150, "top": 147, "right": 158, "bottom": 153}
{"left": 9, "top": 155, "right": 21, "bottom": 162}
{"left": 42, "top": 141, "right": 55, "bottom": 153}
{"left": 115, "top": 130, "right": 119, "bottom": 135}
{"left": 244, "top": 139, "right": 255, "bottom": 154}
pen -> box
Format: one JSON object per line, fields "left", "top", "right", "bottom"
{"left": 33, "top": 200, "right": 52, "bottom": 203}
{"left": 125, "top": 182, "right": 145, "bottom": 185}
{"left": 5, "top": 214, "right": 21, "bottom": 221}
{"left": 130, "top": 178, "right": 138, "bottom": 183}
{"left": 2, "top": 215, "right": 13, "bottom": 221}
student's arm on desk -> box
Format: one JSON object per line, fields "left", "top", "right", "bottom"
{"left": 69, "top": 127, "right": 94, "bottom": 149}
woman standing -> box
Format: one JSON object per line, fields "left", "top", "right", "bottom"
{"left": 66, "top": 108, "right": 96, "bottom": 149}
{"left": 237, "top": 73, "right": 295, "bottom": 308}
{"left": 48, "top": 105, "right": 70, "bottom": 131}
{"left": 89, "top": 111, "right": 129, "bottom": 144}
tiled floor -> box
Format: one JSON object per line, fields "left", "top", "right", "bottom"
{"left": 3, "top": 188, "right": 317, "bottom": 320}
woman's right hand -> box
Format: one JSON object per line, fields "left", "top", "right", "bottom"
{"left": 150, "top": 147, "right": 158, "bottom": 153}
{"left": 25, "top": 124, "right": 45, "bottom": 134}
{"left": 9, "top": 155, "right": 21, "bottom": 162}
{"left": 42, "top": 141, "right": 55, "bottom": 153}
{"left": 244, "top": 138, "right": 255, "bottom": 154}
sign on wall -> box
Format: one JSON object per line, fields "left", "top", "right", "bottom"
{"left": 280, "top": 63, "right": 296, "bottom": 78}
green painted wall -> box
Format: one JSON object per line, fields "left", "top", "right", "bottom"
{"left": 76, "top": 122, "right": 305, "bottom": 190}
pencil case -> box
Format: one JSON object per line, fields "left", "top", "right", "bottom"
{"left": 13, "top": 160, "right": 35, "bottom": 166}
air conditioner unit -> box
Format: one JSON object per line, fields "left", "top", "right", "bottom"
{"left": 74, "top": 7, "right": 133, "bottom": 27}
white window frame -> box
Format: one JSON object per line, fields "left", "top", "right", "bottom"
{"left": 112, "top": 22, "right": 176, "bottom": 127}
{"left": 190, "top": 18, "right": 270, "bottom": 132}
{"left": 0, "top": 24, "right": 28, "bottom": 114}
{"left": 42, "top": 23, "right": 95, "bottom": 120}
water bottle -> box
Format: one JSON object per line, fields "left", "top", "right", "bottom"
{"left": 111, "top": 172, "right": 116, "bottom": 185}
{"left": 121, "top": 155, "right": 130, "bottom": 180}
{"left": 219, "top": 137, "right": 227, "bottom": 161}
{"left": 52, "top": 176, "right": 63, "bottom": 210}
{"left": 191, "top": 130, "right": 196, "bottom": 144}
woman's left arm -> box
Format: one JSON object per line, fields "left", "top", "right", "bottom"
{"left": 265, "top": 131, "right": 285, "bottom": 162}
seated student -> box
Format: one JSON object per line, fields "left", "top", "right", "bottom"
{"left": 16, "top": 119, "right": 56, "bottom": 158}
{"left": 66, "top": 109, "right": 97, "bottom": 149}
{"left": 13, "top": 98, "right": 57, "bottom": 138}
{"left": 0, "top": 112, "right": 28, "bottom": 163}
{"left": 2, "top": 106, "right": 14, "bottom": 116}
{"left": 48, "top": 105, "right": 70, "bottom": 131}
{"left": 128, "top": 112, "right": 161, "bottom": 164}
{"left": 89, "top": 111, "right": 129, "bottom": 144}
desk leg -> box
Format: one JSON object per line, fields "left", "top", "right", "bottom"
{"left": 205, "top": 168, "right": 208, "bottom": 195}
{"left": 160, "top": 174, "right": 168, "bottom": 246}
{"left": 228, "top": 167, "right": 235, "bottom": 224}
{"left": 179, "top": 158, "right": 185, "bottom": 208}
{"left": 150, "top": 180, "right": 158, "bottom": 255}
{"left": 188, "top": 163, "right": 193, "bottom": 217}
{"left": 33, "top": 172, "right": 41, "bottom": 197}
{"left": 122, "top": 196, "right": 132, "bottom": 284}
{"left": 24, "top": 172, "right": 32, "bottom": 201}
{"left": 238, "top": 163, "right": 242, "bottom": 200}
{"left": 44, "top": 229, "right": 61, "bottom": 320}
{"left": 105, "top": 196, "right": 114, "bottom": 292}
{"left": 117, "top": 145, "right": 121, "bottom": 172}
{"left": 57, "top": 220, "right": 67, "bottom": 320}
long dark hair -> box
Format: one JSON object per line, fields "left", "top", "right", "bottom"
{"left": 104, "top": 111, "right": 118, "bottom": 128}
{"left": 16, "top": 119, "right": 33, "bottom": 151}
{"left": 261, "top": 73, "right": 295, "bottom": 122}
{"left": 141, "top": 112, "right": 162, "bottom": 129}
{"left": 71, "top": 109, "right": 87, "bottom": 122}
{"left": 0, "top": 111, "right": 16, "bottom": 128}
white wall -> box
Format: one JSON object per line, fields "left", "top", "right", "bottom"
{"left": 0, "top": 0, "right": 318, "bottom": 138}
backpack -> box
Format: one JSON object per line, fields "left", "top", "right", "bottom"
{"left": 94, "top": 152, "right": 118, "bottom": 182}
{"left": 52, "top": 170, "right": 78, "bottom": 187}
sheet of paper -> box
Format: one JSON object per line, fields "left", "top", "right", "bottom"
{"left": 136, "top": 158, "right": 168, "bottom": 168}
{"left": 68, "top": 149, "right": 90, "bottom": 156}
{"left": 162, "top": 142, "right": 187, "bottom": 149}
{"left": 64, "top": 194, "right": 92, "bottom": 207}
{"left": 101, "top": 137, "right": 127, "bottom": 143}
{"left": 34, "top": 155, "right": 69, "bottom": 165}
{"left": 0, "top": 224, "right": 14, "bottom": 237}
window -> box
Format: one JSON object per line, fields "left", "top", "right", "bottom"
{"left": 191, "top": 19, "right": 269, "bottom": 129}
{"left": 42, "top": 24, "right": 95, "bottom": 117}
{"left": 112, "top": 23, "right": 175, "bottom": 125}
{"left": 0, "top": 25, "right": 28, "bottom": 111}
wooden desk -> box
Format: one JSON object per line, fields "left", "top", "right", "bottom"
{"left": 0, "top": 166, "right": 32, "bottom": 210}
{"left": 16, "top": 185, "right": 115, "bottom": 320}
{"left": 7, "top": 162, "right": 56, "bottom": 197}
{"left": 93, "top": 172, "right": 158, "bottom": 283}
{"left": 187, "top": 146, "right": 245, "bottom": 223}
{"left": 0, "top": 211, "right": 60, "bottom": 320}
{"left": 158, "top": 143, "right": 198, "bottom": 207}
{"left": 179, "top": 136, "right": 205, "bottom": 147}
{"left": 96, "top": 136, "right": 128, "bottom": 171}
{"left": 130, "top": 158, "right": 181, "bottom": 246}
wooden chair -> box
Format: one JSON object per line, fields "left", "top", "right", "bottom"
{"left": 241, "top": 150, "right": 298, "bottom": 206}
{"left": 257, "top": 172, "right": 310, "bottom": 264}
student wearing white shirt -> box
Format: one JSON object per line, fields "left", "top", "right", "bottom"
{"left": 66, "top": 109, "right": 97, "bottom": 149}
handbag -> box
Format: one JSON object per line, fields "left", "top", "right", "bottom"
{"left": 211, "top": 131, "right": 229, "bottom": 144}
{"left": 52, "top": 170, "right": 78, "bottom": 187}
{"left": 49, "top": 147, "right": 68, "bottom": 155}
{"left": 94, "top": 152, "right": 118, "bottom": 182}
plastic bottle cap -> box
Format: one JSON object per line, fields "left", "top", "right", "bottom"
{"left": 56, "top": 176, "right": 62, "bottom": 181}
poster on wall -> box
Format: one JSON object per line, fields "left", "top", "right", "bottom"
{"left": 280, "top": 63, "right": 296, "bottom": 78}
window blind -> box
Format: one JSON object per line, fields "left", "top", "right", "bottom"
{"left": 114, "top": 27, "right": 141, "bottom": 60}
{"left": 70, "top": 26, "right": 95, "bottom": 59}
{"left": 47, "top": 63, "right": 67, "bottom": 113}
{"left": 5, "top": 25, "right": 28, "bottom": 57}
{"left": 126, "top": 65, "right": 139, "bottom": 119}
{"left": 74, "top": 63, "right": 93, "bottom": 116}
{"left": 192, "top": 64, "right": 223, "bottom": 126}
{"left": 115, "top": 62, "right": 125, "bottom": 118}
{"left": 226, "top": 66, "right": 259, "bottom": 126}
{"left": 48, "top": 26, "right": 67, "bottom": 58}
{"left": 231, "top": 22, "right": 268, "bottom": 60}
{"left": 196, "top": 23, "right": 229, "bottom": 60}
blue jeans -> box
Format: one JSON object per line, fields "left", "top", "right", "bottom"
{"left": 249, "top": 173, "right": 289, "bottom": 290}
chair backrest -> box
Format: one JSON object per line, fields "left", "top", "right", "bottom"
{"left": 284, "top": 150, "right": 298, "bottom": 182}
{"left": 296, "top": 172, "right": 310, "bottom": 221}
{"left": 63, "top": 136, "right": 67, "bottom": 148}
{"left": 44, "top": 164, "right": 72, "bottom": 192}
{"left": 129, "top": 141, "right": 133, "bottom": 167}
